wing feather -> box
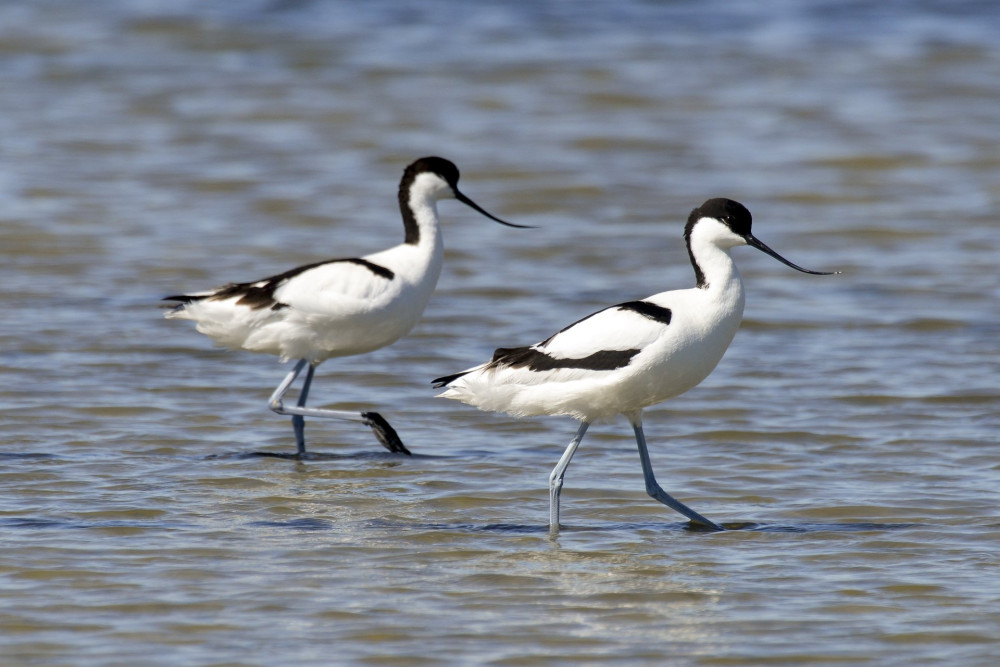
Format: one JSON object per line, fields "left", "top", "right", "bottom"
{"left": 534, "top": 301, "right": 670, "bottom": 360}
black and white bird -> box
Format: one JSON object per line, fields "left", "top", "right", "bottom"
{"left": 433, "top": 198, "right": 836, "bottom": 532}
{"left": 165, "top": 157, "right": 526, "bottom": 457}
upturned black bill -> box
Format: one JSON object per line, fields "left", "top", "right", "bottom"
{"left": 747, "top": 235, "right": 837, "bottom": 275}
{"left": 456, "top": 190, "right": 534, "bottom": 228}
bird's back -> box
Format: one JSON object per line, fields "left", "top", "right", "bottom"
{"left": 165, "top": 241, "right": 443, "bottom": 363}
{"left": 436, "top": 277, "right": 746, "bottom": 422}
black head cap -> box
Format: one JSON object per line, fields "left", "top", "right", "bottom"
{"left": 683, "top": 198, "right": 753, "bottom": 288}
{"left": 687, "top": 198, "right": 752, "bottom": 238}
{"left": 405, "top": 156, "right": 460, "bottom": 188}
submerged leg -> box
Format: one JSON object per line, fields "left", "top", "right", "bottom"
{"left": 268, "top": 359, "right": 410, "bottom": 455}
{"left": 548, "top": 422, "right": 590, "bottom": 534}
{"left": 289, "top": 363, "right": 315, "bottom": 456}
{"left": 629, "top": 414, "right": 723, "bottom": 531}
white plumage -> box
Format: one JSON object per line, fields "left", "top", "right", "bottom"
{"left": 434, "top": 198, "right": 836, "bottom": 532}
{"left": 165, "top": 157, "right": 524, "bottom": 457}
{"left": 170, "top": 246, "right": 436, "bottom": 362}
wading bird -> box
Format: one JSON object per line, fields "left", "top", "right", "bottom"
{"left": 434, "top": 198, "right": 836, "bottom": 531}
{"left": 165, "top": 157, "right": 526, "bottom": 457}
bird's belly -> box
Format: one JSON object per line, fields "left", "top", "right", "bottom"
{"left": 177, "top": 290, "right": 425, "bottom": 363}
{"left": 272, "top": 304, "right": 420, "bottom": 362}
{"left": 545, "top": 320, "right": 738, "bottom": 419}
{"left": 625, "top": 319, "right": 739, "bottom": 407}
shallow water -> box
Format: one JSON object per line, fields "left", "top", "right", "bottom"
{"left": 2, "top": 1, "right": 999, "bottom": 664}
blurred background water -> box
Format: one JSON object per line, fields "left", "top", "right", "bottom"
{"left": 1, "top": 0, "right": 998, "bottom": 664}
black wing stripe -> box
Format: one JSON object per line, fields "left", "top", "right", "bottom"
{"left": 164, "top": 257, "right": 395, "bottom": 311}
{"left": 616, "top": 300, "right": 672, "bottom": 324}
{"left": 489, "top": 346, "right": 640, "bottom": 372}
{"left": 432, "top": 300, "right": 666, "bottom": 387}
{"left": 344, "top": 258, "right": 395, "bottom": 280}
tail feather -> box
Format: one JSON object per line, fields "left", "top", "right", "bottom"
{"left": 161, "top": 293, "right": 207, "bottom": 317}
{"left": 431, "top": 370, "right": 471, "bottom": 388}
{"left": 162, "top": 294, "right": 203, "bottom": 304}
{"left": 434, "top": 345, "right": 527, "bottom": 388}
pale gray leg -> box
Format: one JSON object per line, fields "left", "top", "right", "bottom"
{"left": 548, "top": 422, "right": 590, "bottom": 534}
{"left": 268, "top": 359, "right": 410, "bottom": 455}
{"left": 629, "top": 414, "right": 723, "bottom": 531}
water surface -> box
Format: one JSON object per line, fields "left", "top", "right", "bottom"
{"left": 1, "top": 1, "right": 999, "bottom": 664}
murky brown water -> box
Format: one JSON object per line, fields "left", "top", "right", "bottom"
{"left": 2, "top": 1, "right": 999, "bottom": 664}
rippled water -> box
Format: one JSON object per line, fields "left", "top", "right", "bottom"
{"left": 2, "top": 1, "right": 999, "bottom": 664}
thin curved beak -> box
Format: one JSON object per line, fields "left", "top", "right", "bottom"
{"left": 746, "top": 234, "right": 839, "bottom": 275}
{"left": 455, "top": 190, "right": 534, "bottom": 228}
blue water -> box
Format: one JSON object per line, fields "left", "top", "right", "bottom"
{"left": 1, "top": 1, "right": 998, "bottom": 665}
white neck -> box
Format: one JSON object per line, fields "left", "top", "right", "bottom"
{"left": 686, "top": 219, "right": 746, "bottom": 323}
{"left": 695, "top": 240, "right": 741, "bottom": 292}
{"left": 393, "top": 182, "right": 445, "bottom": 289}
{"left": 400, "top": 171, "right": 452, "bottom": 246}
{"left": 408, "top": 192, "right": 444, "bottom": 251}
{"left": 688, "top": 220, "right": 742, "bottom": 289}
